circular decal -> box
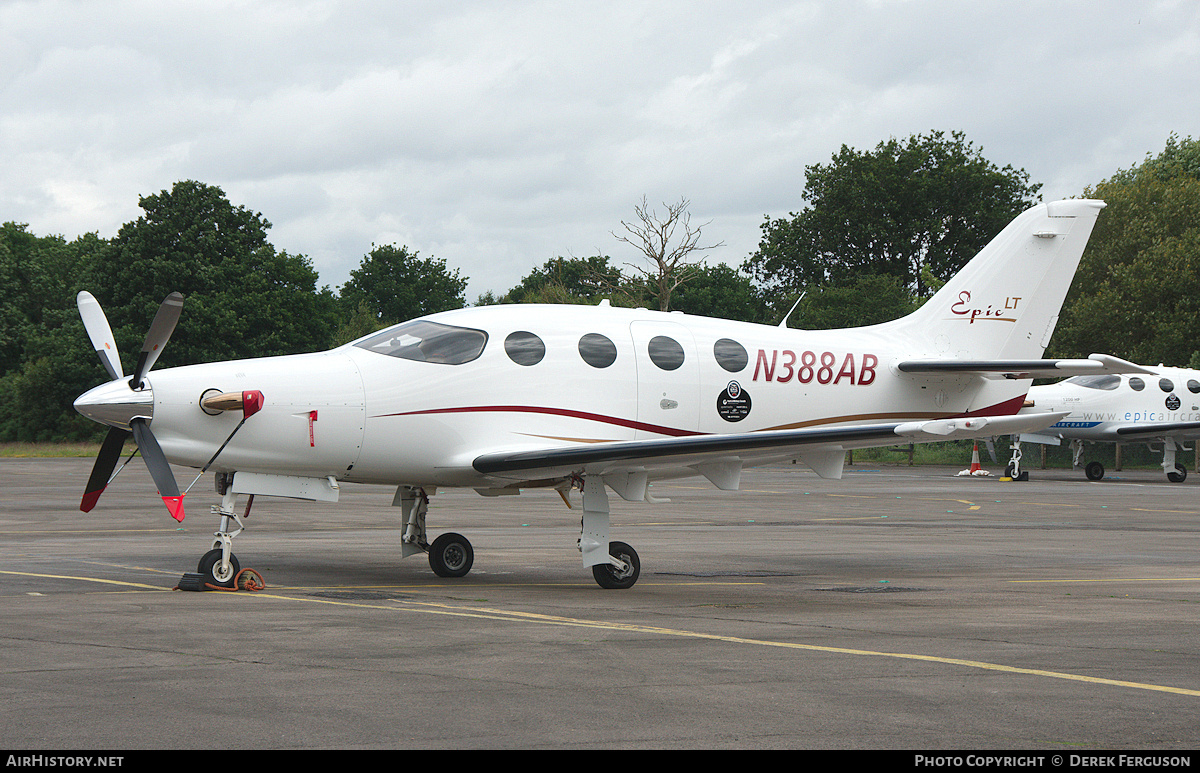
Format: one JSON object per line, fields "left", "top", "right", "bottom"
{"left": 1165, "top": 393, "right": 1181, "bottom": 411}
{"left": 717, "top": 381, "right": 751, "bottom": 422}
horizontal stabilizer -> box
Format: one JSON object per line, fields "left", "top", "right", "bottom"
{"left": 897, "top": 354, "right": 1154, "bottom": 380}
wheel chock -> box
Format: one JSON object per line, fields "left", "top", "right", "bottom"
{"left": 175, "top": 572, "right": 208, "bottom": 591}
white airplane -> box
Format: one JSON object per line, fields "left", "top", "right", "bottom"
{"left": 1009, "top": 364, "right": 1200, "bottom": 482}
{"left": 74, "top": 198, "right": 1121, "bottom": 590}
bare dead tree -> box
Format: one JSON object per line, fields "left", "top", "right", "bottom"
{"left": 612, "top": 196, "right": 725, "bottom": 311}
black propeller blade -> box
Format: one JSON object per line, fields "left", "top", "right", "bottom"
{"left": 80, "top": 426, "right": 132, "bottom": 513}
{"left": 130, "top": 291, "right": 183, "bottom": 390}
{"left": 130, "top": 418, "right": 185, "bottom": 522}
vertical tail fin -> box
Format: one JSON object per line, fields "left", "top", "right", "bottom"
{"left": 888, "top": 199, "right": 1105, "bottom": 360}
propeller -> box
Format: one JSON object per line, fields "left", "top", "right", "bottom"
{"left": 75, "top": 291, "right": 187, "bottom": 521}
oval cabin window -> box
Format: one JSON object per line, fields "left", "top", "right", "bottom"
{"left": 578, "top": 333, "right": 618, "bottom": 368}
{"left": 504, "top": 331, "right": 545, "bottom": 366}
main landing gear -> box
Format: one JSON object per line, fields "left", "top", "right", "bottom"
{"left": 393, "top": 481, "right": 641, "bottom": 589}
{"left": 394, "top": 486, "right": 476, "bottom": 578}
{"left": 1006, "top": 437, "right": 1191, "bottom": 483}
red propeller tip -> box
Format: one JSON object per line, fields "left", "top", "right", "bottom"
{"left": 80, "top": 490, "right": 104, "bottom": 513}
{"left": 163, "top": 495, "right": 185, "bottom": 522}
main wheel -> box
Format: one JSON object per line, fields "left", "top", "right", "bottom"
{"left": 1085, "top": 461, "right": 1105, "bottom": 481}
{"left": 429, "top": 532, "right": 473, "bottom": 578}
{"left": 197, "top": 548, "right": 241, "bottom": 589}
{"left": 592, "top": 541, "right": 640, "bottom": 590}
{"left": 1167, "top": 463, "right": 1187, "bottom": 483}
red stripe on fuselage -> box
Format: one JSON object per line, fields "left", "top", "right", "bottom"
{"left": 376, "top": 405, "right": 703, "bottom": 437}
{"left": 374, "top": 395, "right": 1029, "bottom": 438}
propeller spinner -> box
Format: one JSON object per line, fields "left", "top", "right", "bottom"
{"left": 74, "top": 291, "right": 187, "bottom": 521}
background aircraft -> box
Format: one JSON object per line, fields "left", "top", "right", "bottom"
{"left": 1012, "top": 364, "right": 1200, "bottom": 482}
{"left": 74, "top": 199, "right": 1113, "bottom": 589}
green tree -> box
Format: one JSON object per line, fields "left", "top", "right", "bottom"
{"left": 87, "top": 180, "right": 340, "bottom": 370}
{"left": 0, "top": 227, "right": 108, "bottom": 441}
{"left": 339, "top": 244, "right": 467, "bottom": 325}
{"left": 498, "top": 255, "right": 622, "bottom": 305}
{"left": 669, "top": 263, "right": 772, "bottom": 323}
{"left": 784, "top": 273, "right": 917, "bottom": 330}
{"left": 745, "top": 130, "right": 1042, "bottom": 305}
{"left": 1051, "top": 135, "right": 1200, "bottom": 365}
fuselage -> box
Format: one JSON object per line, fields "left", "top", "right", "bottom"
{"left": 128, "top": 303, "right": 1026, "bottom": 488}
{"left": 1027, "top": 367, "right": 1200, "bottom": 441}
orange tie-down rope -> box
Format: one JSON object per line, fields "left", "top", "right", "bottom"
{"left": 208, "top": 569, "right": 266, "bottom": 592}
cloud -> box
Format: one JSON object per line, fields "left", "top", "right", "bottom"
{"left": 2, "top": 1, "right": 1199, "bottom": 300}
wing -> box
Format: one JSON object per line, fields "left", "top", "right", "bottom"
{"left": 897, "top": 353, "right": 1154, "bottom": 380}
{"left": 473, "top": 411, "right": 1068, "bottom": 493}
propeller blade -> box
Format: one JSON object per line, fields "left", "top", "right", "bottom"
{"left": 80, "top": 426, "right": 132, "bottom": 512}
{"left": 130, "top": 418, "right": 185, "bottom": 522}
{"left": 130, "top": 292, "right": 184, "bottom": 389}
{"left": 76, "top": 291, "right": 123, "bottom": 381}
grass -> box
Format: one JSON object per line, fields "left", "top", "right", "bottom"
{"left": 0, "top": 442, "right": 102, "bottom": 458}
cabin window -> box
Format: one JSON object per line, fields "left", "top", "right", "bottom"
{"left": 354, "top": 320, "right": 487, "bottom": 364}
{"left": 713, "top": 338, "right": 748, "bottom": 373}
{"left": 1065, "top": 374, "right": 1119, "bottom": 390}
{"left": 504, "top": 331, "right": 545, "bottom": 366}
{"left": 647, "top": 336, "right": 685, "bottom": 371}
{"left": 1128, "top": 377, "right": 1145, "bottom": 391}
{"left": 1188, "top": 380, "right": 1200, "bottom": 394}
{"left": 578, "top": 333, "right": 618, "bottom": 368}
{"left": 1159, "top": 378, "right": 1175, "bottom": 393}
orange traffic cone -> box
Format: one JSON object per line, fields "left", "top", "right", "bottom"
{"left": 969, "top": 443, "right": 982, "bottom": 474}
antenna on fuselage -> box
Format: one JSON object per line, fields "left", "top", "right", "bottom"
{"left": 778, "top": 292, "right": 805, "bottom": 328}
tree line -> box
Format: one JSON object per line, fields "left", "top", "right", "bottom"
{"left": 3, "top": 132, "right": 1197, "bottom": 442}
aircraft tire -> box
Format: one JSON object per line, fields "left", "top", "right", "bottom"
{"left": 197, "top": 548, "right": 240, "bottom": 589}
{"left": 592, "top": 541, "right": 640, "bottom": 590}
{"left": 1168, "top": 463, "right": 1187, "bottom": 483}
{"left": 429, "top": 532, "right": 473, "bottom": 578}
{"left": 1085, "top": 461, "right": 1105, "bottom": 481}
{"left": 1004, "top": 463, "right": 1029, "bottom": 481}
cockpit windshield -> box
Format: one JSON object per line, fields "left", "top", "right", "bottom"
{"left": 1064, "top": 374, "right": 1120, "bottom": 390}
{"left": 354, "top": 320, "right": 488, "bottom": 364}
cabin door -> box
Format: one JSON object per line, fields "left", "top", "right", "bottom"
{"left": 629, "top": 321, "right": 700, "bottom": 440}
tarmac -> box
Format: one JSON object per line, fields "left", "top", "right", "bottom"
{"left": 2, "top": 456, "right": 1198, "bottom": 750}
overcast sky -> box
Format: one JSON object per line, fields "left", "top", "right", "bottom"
{"left": 3, "top": 1, "right": 1198, "bottom": 301}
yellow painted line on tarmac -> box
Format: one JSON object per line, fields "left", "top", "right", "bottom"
{"left": 1131, "top": 508, "right": 1200, "bottom": 514}
{"left": 10, "top": 568, "right": 1197, "bottom": 698}
{"left": 1009, "top": 577, "right": 1200, "bottom": 584}
{"left": 214, "top": 591, "right": 1200, "bottom": 699}
{"left": 0, "top": 569, "right": 166, "bottom": 591}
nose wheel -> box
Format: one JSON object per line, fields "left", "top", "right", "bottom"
{"left": 197, "top": 548, "right": 241, "bottom": 588}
